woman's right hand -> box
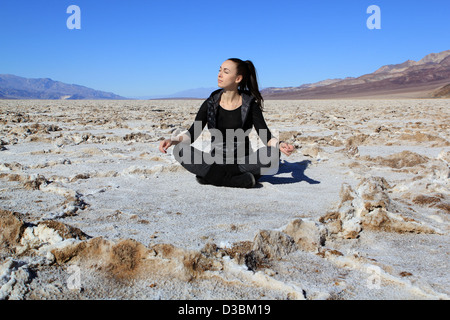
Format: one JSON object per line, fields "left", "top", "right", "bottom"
{"left": 159, "top": 139, "right": 173, "bottom": 154}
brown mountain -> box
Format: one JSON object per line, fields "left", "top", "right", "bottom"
{"left": 432, "top": 83, "right": 450, "bottom": 98}
{"left": 262, "top": 50, "right": 450, "bottom": 99}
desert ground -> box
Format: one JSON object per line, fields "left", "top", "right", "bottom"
{"left": 0, "top": 98, "right": 449, "bottom": 300}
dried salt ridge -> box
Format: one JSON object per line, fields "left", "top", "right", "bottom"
{"left": 0, "top": 99, "right": 449, "bottom": 300}
{"left": 320, "top": 177, "right": 441, "bottom": 239}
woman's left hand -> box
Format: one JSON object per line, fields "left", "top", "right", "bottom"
{"left": 279, "top": 142, "right": 295, "bottom": 156}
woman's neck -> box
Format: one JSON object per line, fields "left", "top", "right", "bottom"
{"left": 221, "top": 88, "right": 240, "bottom": 104}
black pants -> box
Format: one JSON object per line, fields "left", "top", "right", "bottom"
{"left": 173, "top": 143, "right": 280, "bottom": 178}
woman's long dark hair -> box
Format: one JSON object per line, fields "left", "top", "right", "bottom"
{"left": 228, "top": 58, "right": 264, "bottom": 111}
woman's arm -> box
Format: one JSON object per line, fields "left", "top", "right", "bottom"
{"left": 159, "top": 100, "right": 208, "bottom": 154}
{"left": 186, "top": 100, "right": 208, "bottom": 143}
{"left": 252, "top": 103, "right": 294, "bottom": 156}
{"left": 251, "top": 103, "right": 273, "bottom": 145}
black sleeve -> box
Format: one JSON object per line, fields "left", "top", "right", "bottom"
{"left": 251, "top": 102, "right": 273, "bottom": 145}
{"left": 187, "top": 100, "right": 208, "bottom": 143}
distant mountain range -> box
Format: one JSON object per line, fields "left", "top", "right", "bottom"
{"left": 262, "top": 50, "right": 450, "bottom": 99}
{"left": 136, "top": 87, "right": 217, "bottom": 100}
{"left": 2, "top": 50, "right": 449, "bottom": 100}
{"left": 0, "top": 74, "right": 127, "bottom": 100}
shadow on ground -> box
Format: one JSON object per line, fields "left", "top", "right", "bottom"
{"left": 258, "top": 160, "right": 321, "bottom": 185}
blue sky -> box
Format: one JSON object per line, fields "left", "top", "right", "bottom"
{"left": 1, "top": 0, "right": 449, "bottom": 98}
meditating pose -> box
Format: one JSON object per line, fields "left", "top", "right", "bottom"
{"left": 159, "top": 58, "right": 294, "bottom": 188}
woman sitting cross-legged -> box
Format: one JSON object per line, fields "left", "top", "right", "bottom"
{"left": 159, "top": 58, "right": 294, "bottom": 188}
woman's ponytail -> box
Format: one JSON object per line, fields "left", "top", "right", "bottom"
{"left": 228, "top": 58, "right": 264, "bottom": 111}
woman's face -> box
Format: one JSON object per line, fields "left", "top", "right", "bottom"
{"left": 218, "top": 60, "right": 242, "bottom": 89}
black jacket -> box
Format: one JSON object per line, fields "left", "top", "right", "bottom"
{"left": 187, "top": 89, "right": 273, "bottom": 158}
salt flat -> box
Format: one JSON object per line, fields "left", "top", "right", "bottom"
{"left": 0, "top": 99, "right": 449, "bottom": 300}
